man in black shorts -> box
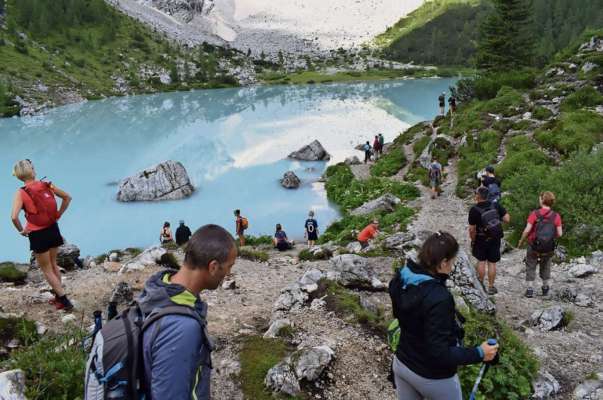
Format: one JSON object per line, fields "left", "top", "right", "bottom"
{"left": 468, "top": 186, "right": 510, "bottom": 295}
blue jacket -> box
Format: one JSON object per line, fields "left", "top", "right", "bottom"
{"left": 138, "top": 271, "right": 212, "bottom": 400}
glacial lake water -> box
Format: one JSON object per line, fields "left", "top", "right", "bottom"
{"left": 0, "top": 78, "right": 456, "bottom": 262}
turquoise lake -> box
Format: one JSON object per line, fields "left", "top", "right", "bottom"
{"left": 0, "top": 78, "right": 456, "bottom": 262}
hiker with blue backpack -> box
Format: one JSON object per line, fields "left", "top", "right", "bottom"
{"left": 388, "top": 231, "right": 499, "bottom": 400}
{"left": 429, "top": 157, "right": 443, "bottom": 199}
{"left": 468, "top": 186, "right": 510, "bottom": 295}
{"left": 481, "top": 165, "right": 501, "bottom": 203}
{"left": 84, "top": 224, "right": 237, "bottom": 400}
{"left": 518, "top": 191, "right": 563, "bottom": 298}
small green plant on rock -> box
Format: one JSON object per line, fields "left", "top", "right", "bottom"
{"left": 239, "top": 248, "right": 270, "bottom": 263}
{"left": 0, "top": 262, "right": 27, "bottom": 283}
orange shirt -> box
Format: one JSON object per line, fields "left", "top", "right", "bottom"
{"left": 358, "top": 224, "right": 378, "bottom": 242}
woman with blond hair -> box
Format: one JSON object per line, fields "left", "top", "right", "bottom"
{"left": 10, "top": 159, "right": 74, "bottom": 311}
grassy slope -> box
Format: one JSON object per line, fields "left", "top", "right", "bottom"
{"left": 0, "top": 0, "right": 241, "bottom": 116}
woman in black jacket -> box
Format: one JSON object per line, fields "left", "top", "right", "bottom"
{"left": 388, "top": 231, "right": 498, "bottom": 399}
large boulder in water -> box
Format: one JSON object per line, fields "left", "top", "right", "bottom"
{"left": 116, "top": 161, "right": 194, "bottom": 202}
{"left": 280, "top": 171, "right": 301, "bottom": 189}
{"left": 350, "top": 193, "right": 401, "bottom": 216}
{"left": 288, "top": 140, "right": 330, "bottom": 161}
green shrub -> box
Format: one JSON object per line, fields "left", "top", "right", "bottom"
{"left": 430, "top": 136, "right": 456, "bottom": 166}
{"left": 370, "top": 144, "right": 406, "bottom": 177}
{"left": 560, "top": 86, "right": 603, "bottom": 112}
{"left": 413, "top": 136, "right": 431, "bottom": 156}
{"left": 239, "top": 248, "right": 270, "bottom": 262}
{"left": 238, "top": 336, "right": 297, "bottom": 400}
{"left": 503, "top": 151, "right": 603, "bottom": 256}
{"left": 404, "top": 161, "right": 430, "bottom": 187}
{"left": 314, "top": 279, "right": 387, "bottom": 335}
{"left": 535, "top": 110, "right": 603, "bottom": 155}
{"left": 511, "top": 119, "right": 532, "bottom": 131}
{"left": 0, "top": 316, "right": 37, "bottom": 348}
{"left": 324, "top": 164, "right": 419, "bottom": 212}
{"left": 161, "top": 241, "right": 180, "bottom": 251}
{"left": 458, "top": 311, "right": 539, "bottom": 400}
{"left": 159, "top": 252, "right": 180, "bottom": 269}
{"left": 532, "top": 106, "right": 553, "bottom": 120}
{"left": 124, "top": 247, "right": 143, "bottom": 257}
{"left": 94, "top": 254, "right": 107, "bottom": 264}
{"left": 456, "top": 129, "right": 502, "bottom": 197}
{"left": 400, "top": 122, "right": 429, "bottom": 144}
{"left": 0, "top": 262, "right": 27, "bottom": 283}
{"left": 472, "top": 70, "right": 537, "bottom": 100}
{"left": 475, "top": 86, "right": 525, "bottom": 117}
{"left": 298, "top": 248, "right": 332, "bottom": 261}
{"left": 496, "top": 136, "right": 551, "bottom": 180}
{"left": 244, "top": 235, "right": 274, "bottom": 246}
{"left": 4, "top": 328, "right": 85, "bottom": 400}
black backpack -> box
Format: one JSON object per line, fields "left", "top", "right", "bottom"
{"left": 479, "top": 205, "right": 504, "bottom": 240}
{"left": 84, "top": 302, "right": 205, "bottom": 400}
{"left": 532, "top": 210, "right": 558, "bottom": 254}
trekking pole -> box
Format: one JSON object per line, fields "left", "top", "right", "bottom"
{"left": 468, "top": 339, "right": 498, "bottom": 400}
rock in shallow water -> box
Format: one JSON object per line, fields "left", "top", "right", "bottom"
{"left": 280, "top": 171, "right": 301, "bottom": 189}
{"left": 116, "top": 160, "right": 194, "bottom": 202}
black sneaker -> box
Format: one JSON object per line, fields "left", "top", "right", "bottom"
{"left": 525, "top": 288, "right": 534, "bottom": 298}
{"left": 58, "top": 296, "right": 74, "bottom": 312}
{"left": 488, "top": 286, "right": 498, "bottom": 295}
{"left": 542, "top": 285, "right": 550, "bottom": 296}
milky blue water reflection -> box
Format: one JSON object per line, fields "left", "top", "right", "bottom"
{"left": 0, "top": 79, "right": 456, "bottom": 261}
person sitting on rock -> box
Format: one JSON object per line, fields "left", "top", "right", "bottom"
{"left": 274, "top": 224, "right": 293, "bottom": 251}
{"left": 388, "top": 231, "right": 498, "bottom": 400}
{"left": 175, "top": 220, "right": 192, "bottom": 246}
{"left": 10, "top": 159, "right": 74, "bottom": 311}
{"left": 304, "top": 211, "right": 319, "bottom": 247}
{"left": 160, "top": 222, "right": 173, "bottom": 244}
{"left": 517, "top": 191, "right": 563, "bottom": 298}
{"left": 358, "top": 220, "right": 380, "bottom": 248}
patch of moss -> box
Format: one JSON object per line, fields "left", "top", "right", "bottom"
{"left": 159, "top": 252, "right": 180, "bottom": 269}
{"left": 534, "top": 110, "right": 603, "bottom": 156}
{"left": 238, "top": 336, "right": 299, "bottom": 400}
{"left": 560, "top": 86, "right": 603, "bottom": 112}
{"left": 0, "top": 262, "right": 27, "bottom": 283}
{"left": 239, "top": 248, "right": 270, "bottom": 263}
{"left": 298, "top": 248, "right": 332, "bottom": 261}
{"left": 412, "top": 136, "right": 431, "bottom": 156}
{"left": 532, "top": 106, "right": 553, "bottom": 120}
{"left": 244, "top": 235, "right": 276, "bottom": 246}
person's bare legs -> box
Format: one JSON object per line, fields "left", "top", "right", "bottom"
{"left": 48, "top": 246, "right": 62, "bottom": 287}
{"left": 238, "top": 234, "right": 245, "bottom": 247}
{"left": 488, "top": 262, "right": 497, "bottom": 288}
{"left": 35, "top": 251, "right": 65, "bottom": 297}
{"left": 476, "top": 261, "right": 487, "bottom": 285}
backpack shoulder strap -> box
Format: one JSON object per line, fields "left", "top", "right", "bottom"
{"left": 142, "top": 305, "right": 204, "bottom": 332}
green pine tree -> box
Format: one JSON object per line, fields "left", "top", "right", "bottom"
{"left": 476, "top": 0, "right": 535, "bottom": 71}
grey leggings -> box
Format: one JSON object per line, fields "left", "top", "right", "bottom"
{"left": 393, "top": 356, "right": 462, "bottom": 400}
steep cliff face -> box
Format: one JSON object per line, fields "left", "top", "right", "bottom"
{"left": 113, "top": 0, "right": 423, "bottom": 56}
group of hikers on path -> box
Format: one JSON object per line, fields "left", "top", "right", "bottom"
{"left": 11, "top": 151, "right": 564, "bottom": 399}
{"left": 363, "top": 133, "right": 385, "bottom": 163}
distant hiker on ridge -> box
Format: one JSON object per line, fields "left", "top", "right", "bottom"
{"left": 363, "top": 141, "right": 372, "bottom": 164}
{"left": 304, "top": 210, "right": 319, "bottom": 247}
{"left": 448, "top": 95, "right": 457, "bottom": 115}
{"left": 234, "top": 209, "right": 248, "bottom": 246}
{"left": 10, "top": 159, "right": 74, "bottom": 311}
{"left": 175, "top": 220, "right": 192, "bottom": 246}
{"left": 373, "top": 135, "right": 382, "bottom": 158}
{"left": 160, "top": 221, "right": 173, "bottom": 244}
{"left": 378, "top": 133, "right": 385, "bottom": 152}
{"left": 518, "top": 191, "right": 563, "bottom": 298}
{"left": 438, "top": 92, "right": 446, "bottom": 116}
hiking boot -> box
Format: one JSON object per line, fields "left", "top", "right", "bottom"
{"left": 488, "top": 286, "right": 498, "bottom": 295}
{"left": 542, "top": 285, "right": 550, "bottom": 296}
{"left": 56, "top": 296, "right": 74, "bottom": 312}
{"left": 525, "top": 288, "right": 534, "bottom": 298}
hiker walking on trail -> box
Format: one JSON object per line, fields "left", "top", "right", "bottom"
{"left": 379, "top": 133, "right": 385, "bottom": 152}
{"left": 274, "top": 224, "right": 294, "bottom": 251}
{"left": 358, "top": 220, "right": 379, "bottom": 248}
{"left": 438, "top": 92, "right": 446, "bottom": 116}
{"left": 304, "top": 210, "right": 319, "bottom": 247}
{"left": 388, "top": 231, "right": 499, "bottom": 400}
{"left": 468, "top": 186, "right": 510, "bottom": 295}
{"left": 448, "top": 95, "right": 457, "bottom": 114}
{"left": 234, "top": 209, "right": 248, "bottom": 246}
{"left": 10, "top": 159, "right": 74, "bottom": 311}
{"left": 175, "top": 220, "right": 192, "bottom": 246}
{"left": 160, "top": 222, "right": 173, "bottom": 244}
{"left": 429, "top": 157, "right": 443, "bottom": 200}
{"left": 373, "top": 135, "right": 382, "bottom": 158}
{"left": 480, "top": 165, "right": 501, "bottom": 203}
{"left": 363, "top": 141, "right": 372, "bottom": 164}
{"left": 85, "top": 224, "right": 237, "bottom": 400}
{"left": 517, "top": 192, "right": 563, "bottom": 298}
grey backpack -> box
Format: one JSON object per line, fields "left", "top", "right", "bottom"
{"left": 84, "top": 302, "right": 204, "bottom": 400}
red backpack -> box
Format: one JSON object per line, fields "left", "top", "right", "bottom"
{"left": 21, "top": 181, "right": 59, "bottom": 228}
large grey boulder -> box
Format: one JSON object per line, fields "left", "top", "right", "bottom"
{"left": 383, "top": 232, "right": 415, "bottom": 253}
{"left": 288, "top": 140, "right": 330, "bottom": 161}
{"left": 263, "top": 319, "right": 292, "bottom": 339}
{"left": 265, "top": 345, "right": 334, "bottom": 396}
{"left": 579, "top": 36, "right": 603, "bottom": 52}
{"left": 530, "top": 306, "right": 565, "bottom": 331}
{"left": 327, "top": 254, "right": 384, "bottom": 290}
{"left": 31, "top": 243, "right": 80, "bottom": 271}
{"left": 344, "top": 155, "right": 361, "bottom": 165}
{"left": 119, "top": 246, "right": 167, "bottom": 273}
{"left": 568, "top": 261, "right": 598, "bottom": 278}
{"left": 265, "top": 361, "right": 300, "bottom": 396}
{"left": 532, "top": 370, "right": 561, "bottom": 399}
{"left": 350, "top": 193, "right": 401, "bottom": 216}
{"left": 117, "top": 160, "right": 194, "bottom": 202}
{"left": 0, "top": 369, "right": 26, "bottom": 400}
{"left": 280, "top": 171, "right": 301, "bottom": 189}
{"left": 149, "top": 0, "right": 211, "bottom": 23}
{"left": 449, "top": 249, "right": 495, "bottom": 313}
{"left": 573, "top": 372, "right": 603, "bottom": 400}
{"left": 272, "top": 284, "right": 308, "bottom": 313}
